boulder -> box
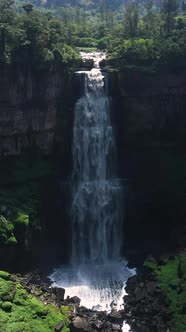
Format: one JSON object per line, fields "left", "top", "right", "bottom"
{"left": 91, "top": 319, "right": 104, "bottom": 330}
{"left": 69, "top": 296, "right": 81, "bottom": 305}
{"left": 108, "top": 311, "right": 123, "bottom": 324}
{"left": 71, "top": 316, "right": 90, "bottom": 331}
{"left": 81, "top": 58, "right": 94, "bottom": 70}
{"left": 51, "top": 287, "right": 65, "bottom": 301}
{"left": 55, "top": 321, "right": 64, "bottom": 332}
{"left": 125, "top": 275, "right": 138, "bottom": 294}
{"left": 134, "top": 286, "right": 147, "bottom": 302}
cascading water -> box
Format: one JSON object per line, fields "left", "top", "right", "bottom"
{"left": 71, "top": 53, "right": 123, "bottom": 264}
{"left": 50, "top": 53, "right": 135, "bottom": 331}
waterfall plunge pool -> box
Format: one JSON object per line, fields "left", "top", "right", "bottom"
{"left": 49, "top": 259, "right": 135, "bottom": 331}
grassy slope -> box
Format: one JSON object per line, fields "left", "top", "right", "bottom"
{"left": 0, "top": 271, "right": 70, "bottom": 332}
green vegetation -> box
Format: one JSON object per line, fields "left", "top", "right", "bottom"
{"left": 15, "top": 212, "right": 29, "bottom": 226}
{"left": 0, "top": 0, "right": 80, "bottom": 68}
{"left": 0, "top": 216, "right": 15, "bottom": 246}
{"left": 145, "top": 252, "right": 186, "bottom": 332}
{"left": 109, "top": 1, "right": 186, "bottom": 71}
{"left": 0, "top": 272, "right": 70, "bottom": 332}
{"left": 1, "top": 0, "right": 185, "bottom": 72}
{"left": 0, "top": 271, "right": 10, "bottom": 280}
{"left": 0, "top": 156, "right": 54, "bottom": 255}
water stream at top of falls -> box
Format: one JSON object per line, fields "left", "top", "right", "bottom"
{"left": 71, "top": 52, "right": 123, "bottom": 264}
{"left": 49, "top": 54, "right": 135, "bottom": 331}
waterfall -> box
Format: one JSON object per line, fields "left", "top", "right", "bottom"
{"left": 71, "top": 53, "right": 123, "bottom": 264}
{"left": 49, "top": 54, "right": 135, "bottom": 321}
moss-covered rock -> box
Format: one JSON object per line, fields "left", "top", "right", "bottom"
{"left": 0, "top": 273, "right": 70, "bottom": 332}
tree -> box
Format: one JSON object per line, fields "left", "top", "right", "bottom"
{"left": 124, "top": 1, "right": 139, "bottom": 38}
{"left": 22, "top": 3, "right": 34, "bottom": 14}
{"left": 0, "top": 0, "right": 15, "bottom": 62}
{"left": 99, "top": 0, "right": 109, "bottom": 23}
{"left": 162, "top": 0, "right": 179, "bottom": 35}
{"left": 0, "top": 0, "right": 15, "bottom": 23}
{"left": 182, "top": 1, "right": 186, "bottom": 14}
{"left": 143, "top": 0, "right": 155, "bottom": 36}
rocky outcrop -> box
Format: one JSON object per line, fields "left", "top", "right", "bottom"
{"left": 20, "top": 271, "right": 126, "bottom": 332}
{"left": 80, "top": 58, "right": 94, "bottom": 70}
{"left": 123, "top": 270, "right": 172, "bottom": 332}
{"left": 0, "top": 64, "right": 76, "bottom": 156}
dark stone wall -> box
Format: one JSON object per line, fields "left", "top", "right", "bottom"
{"left": 0, "top": 64, "right": 80, "bottom": 269}
{"left": 109, "top": 68, "right": 186, "bottom": 261}
{"left": 0, "top": 64, "right": 78, "bottom": 159}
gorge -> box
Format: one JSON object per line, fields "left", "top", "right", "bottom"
{"left": 0, "top": 48, "right": 186, "bottom": 330}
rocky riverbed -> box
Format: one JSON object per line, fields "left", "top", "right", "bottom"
{"left": 123, "top": 269, "right": 172, "bottom": 332}
{"left": 19, "top": 270, "right": 128, "bottom": 332}
{"left": 17, "top": 266, "right": 174, "bottom": 332}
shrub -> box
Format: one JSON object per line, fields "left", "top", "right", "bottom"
{"left": 1, "top": 302, "right": 13, "bottom": 312}
{"left": 15, "top": 212, "right": 29, "bottom": 226}
{"left": 0, "top": 271, "right": 10, "bottom": 280}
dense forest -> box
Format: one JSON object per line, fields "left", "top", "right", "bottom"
{"left": 1, "top": 0, "right": 186, "bottom": 70}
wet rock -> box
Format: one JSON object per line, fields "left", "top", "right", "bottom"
{"left": 91, "top": 319, "right": 104, "bottom": 330}
{"left": 125, "top": 275, "right": 138, "bottom": 294}
{"left": 108, "top": 310, "right": 123, "bottom": 323}
{"left": 71, "top": 316, "right": 90, "bottom": 331}
{"left": 55, "top": 321, "right": 64, "bottom": 332}
{"left": 124, "top": 271, "right": 172, "bottom": 332}
{"left": 51, "top": 287, "right": 65, "bottom": 301}
{"left": 134, "top": 285, "right": 147, "bottom": 301}
{"left": 81, "top": 58, "right": 94, "bottom": 70}
{"left": 68, "top": 296, "right": 81, "bottom": 305}
{"left": 104, "top": 321, "right": 122, "bottom": 332}
{"left": 110, "top": 300, "right": 117, "bottom": 310}
{"left": 146, "top": 281, "right": 160, "bottom": 294}
{"left": 92, "top": 304, "right": 102, "bottom": 311}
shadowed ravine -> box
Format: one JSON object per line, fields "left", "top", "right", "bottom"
{"left": 49, "top": 53, "right": 135, "bottom": 331}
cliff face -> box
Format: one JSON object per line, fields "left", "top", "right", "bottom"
{"left": 110, "top": 69, "right": 186, "bottom": 148}
{"left": 109, "top": 69, "right": 186, "bottom": 260}
{"left": 0, "top": 64, "right": 79, "bottom": 268}
{"left": 0, "top": 64, "right": 75, "bottom": 156}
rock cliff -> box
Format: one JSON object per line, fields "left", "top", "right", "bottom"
{"left": 0, "top": 64, "right": 76, "bottom": 156}
{"left": 110, "top": 68, "right": 186, "bottom": 148}
{"left": 109, "top": 68, "right": 186, "bottom": 261}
